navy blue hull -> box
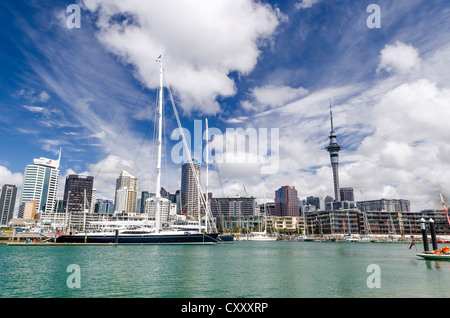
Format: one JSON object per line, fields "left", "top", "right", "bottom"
{"left": 55, "top": 233, "right": 220, "bottom": 244}
{"left": 218, "top": 235, "right": 234, "bottom": 242}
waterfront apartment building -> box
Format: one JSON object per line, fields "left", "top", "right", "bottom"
{"left": 181, "top": 160, "right": 201, "bottom": 218}
{"left": 19, "top": 152, "right": 61, "bottom": 216}
{"left": 114, "top": 170, "right": 138, "bottom": 214}
{"left": 210, "top": 196, "right": 256, "bottom": 218}
{"left": 303, "top": 209, "right": 449, "bottom": 236}
{"left": 0, "top": 184, "right": 17, "bottom": 226}
{"left": 63, "top": 175, "right": 94, "bottom": 214}
{"left": 356, "top": 199, "right": 410, "bottom": 212}
{"left": 275, "top": 186, "right": 299, "bottom": 217}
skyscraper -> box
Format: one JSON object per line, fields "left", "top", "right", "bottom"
{"left": 340, "top": 187, "right": 355, "bottom": 202}
{"left": 181, "top": 160, "right": 201, "bottom": 218}
{"left": 114, "top": 170, "right": 138, "bottom": 214}
{"left": 19, "top": 151, "right": 61, "bottom": 215}
{"left": 326, "top": 103, "right": 342, "bottom": 204}
{"left": 0, "top": 184, "right": 17, "bottom": 226}
{"left": 63, "top": 175, "right": 94, "bottom": 214}
{"left": 275, "top": 186, "right": 299, "bottom": 217}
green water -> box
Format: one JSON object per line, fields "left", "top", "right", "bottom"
{"left": 1, "top": 241, "right": 449, "bottom": 298}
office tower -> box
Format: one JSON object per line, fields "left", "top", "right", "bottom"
{"left": 324, "top": 195, "right": 334, "bottom": 210}
{"left": 18, "top": 200, "right": 37, "bottom": 219}
{"left": 326, "top": 103, "right": 342, "bottom": 203}
{"left": 306, "top": 196, "right": 321, "bottom": 210}
{"left": 19, "top": 150, "right": 61, "bottom": 215}
{"left": 140, "top": 191, "right": 155, "bottom": 214}
{"left": 340, "top": 187, "right": 354, "bottom": 202}
{"left": 114, "top": 170, "right": 138, "bottom": 214}
{"left": 275, "top": 186, "right": 299, "bottom": 217}
{"left": 180, "top": 160, "right": 201, "bottom": 218}
{"left": 0, "top": 184, "right": 17, "bottom": 226}
{"left": 63, "top": 175, "right": 94, "bottom": 214}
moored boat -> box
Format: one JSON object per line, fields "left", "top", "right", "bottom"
{"left": 417, "top": 247, "right": 450, "bottom": 261}
{"left": 55, "top": 56, "right": 219, "bottom": 245}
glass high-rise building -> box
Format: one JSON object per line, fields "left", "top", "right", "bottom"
{"left": 275, "top": 186, "right": 299, "bottom": 217}
{"left": 19, "top": 151, "right": 61, "bottom": 215}
{"left": 63, "top": 174, "right": 94, "bottom": 214}
{"left": 0, "top": 184, "right": 17, "bottom": 226}
{"left": 181, "top": 160, "right": 201, "bottom": 218}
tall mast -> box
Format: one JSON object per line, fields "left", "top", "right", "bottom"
{"left": 205, "top": 118, "right": 209, "bottom": 233}
{"left": 155, "top": 56, "right": 163, "bottom": 233}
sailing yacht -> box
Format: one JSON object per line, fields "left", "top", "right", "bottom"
{"left": 56, "top": 56, "right": 219, "bottom": 245}
{"left": 247, "top": 198, "right": 277, "bottom": 241}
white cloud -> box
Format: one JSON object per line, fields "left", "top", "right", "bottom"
{"left": 0, "top": 166, "right": 23, "bottom": 187}
{"left": 23, "top": 105, "right": 45, "bottom": 113}
{"left": 377, "top": 41, "right": 421, "bottom": 74}
{"left": 38, "top": 90, "right": 50, "bottom": 102}
{"left": 82, "top": 0, "right": 283, "bottom": 114}
{"left": 294, "top": 0, "right": 320, "bottom": 10}
{"left": 241, "top": 84, "right": 309, "bottom": 112}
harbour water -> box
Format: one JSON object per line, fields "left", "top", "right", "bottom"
{"left": 1, "top": 241, "right": 449, "bottom": 298}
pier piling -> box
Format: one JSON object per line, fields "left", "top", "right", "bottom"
{"left": 428, "top": 218, "right": 438, "bottom": 251}
{"left": 420, "top": 218, "right": 429, "bottom": 252}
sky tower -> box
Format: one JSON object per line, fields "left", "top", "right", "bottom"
{"left": 326, "top": 102, "right": 342, "bottom": 204}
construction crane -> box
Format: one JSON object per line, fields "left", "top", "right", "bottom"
{"left": 243, "top": 184, "right": 249, "bottom": 197}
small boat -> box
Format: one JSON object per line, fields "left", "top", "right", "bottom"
{"left": 297, "top": 235, "right": 314, "bottom": 242}
{"left": 416, "top": 246, "right": 450, "bottom": 261}
{"left": 247, "top": 197, "right": 277, "bottom": 241}
{"left": 416, "top": 253, "right": 450, "bottom": 261}
{"left": 247, "top": 232, "right": 277, "bottom": 241}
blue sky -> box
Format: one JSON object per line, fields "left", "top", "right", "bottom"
{"left": 1, "top": 0, "right": 450, "bottom": 211}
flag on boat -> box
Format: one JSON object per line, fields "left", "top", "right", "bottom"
{"left": 440, "top": 193, "right": 450, "bottom": 227}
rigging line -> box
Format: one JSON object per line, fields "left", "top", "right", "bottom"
{"left": 95, "top": 63, "right": 158, "bottom": 180}
{"left": 163, "top": 70, "right": 216, "bottom": 232}
{"left": 162, "top": 84, "right": 168, "bottom": 190}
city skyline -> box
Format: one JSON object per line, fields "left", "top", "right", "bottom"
{"left": 1, "top": 1, "right": 450, "bottom": 212}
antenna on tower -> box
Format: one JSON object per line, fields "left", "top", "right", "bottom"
{"left": 329, "top": 99, "right": 334, "bottom": 133}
